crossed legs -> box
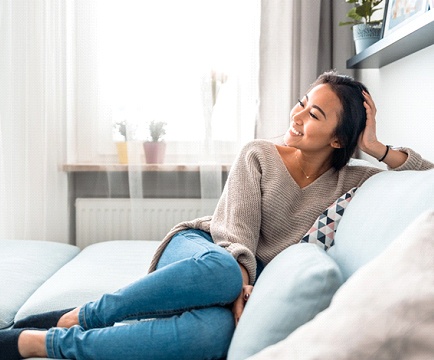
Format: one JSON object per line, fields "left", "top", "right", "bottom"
{"left": 14, "top": 230, "right": 242, "bottom": 359}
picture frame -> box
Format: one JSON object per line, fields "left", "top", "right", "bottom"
{"left": 383, "top": 0, "right": 429, "bottom": 37}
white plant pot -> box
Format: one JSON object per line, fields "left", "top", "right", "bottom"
{"left": 353, "top": 24, "right": 381, "bottom": 54}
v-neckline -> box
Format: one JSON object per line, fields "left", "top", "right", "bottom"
{"left": 273, "top": 144, "right": 334, "bottom": 190}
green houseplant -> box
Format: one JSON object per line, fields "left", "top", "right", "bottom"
{"left": 143, "top": 120, "right": 167, "bottom": 164}
{"left": 340, "top": 0, "right": 384, "bottom": 54}
{"left": 148, "top": 120, "right": 167, "bottom": 142}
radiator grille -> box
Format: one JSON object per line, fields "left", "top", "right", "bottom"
{"left": 75, "top": 198, "right": 219, "bottom": 248}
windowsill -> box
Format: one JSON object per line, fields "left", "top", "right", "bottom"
{"left": 62, "top": 163, "right": 232, "bottom": 172}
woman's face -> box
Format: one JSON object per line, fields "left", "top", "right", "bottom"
{"left": 284, "top": 84, "right": 342, "bottom": 153}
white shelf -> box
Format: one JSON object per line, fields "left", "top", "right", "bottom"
{"left": 347, "top": 10, "right": 434, "bottom": 69}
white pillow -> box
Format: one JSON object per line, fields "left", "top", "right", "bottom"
{"left": 248, "top": 210, "right": 434, "bottom": 360}
{"left": 228, "top": 243, "right": 343, "bottom": 359}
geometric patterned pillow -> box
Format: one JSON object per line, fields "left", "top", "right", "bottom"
{"left": 300, "top": 187, "right": 358, "bottom": 251}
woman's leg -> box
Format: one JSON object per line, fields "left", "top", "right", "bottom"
{"left": 46, "top": 306, "right": 234, "bottom": 360}
{"left": 78, "top": 229, "right": 242, "bottom": 329}
{"left": 43, "top": 229, "right": 242, "bottom": 359}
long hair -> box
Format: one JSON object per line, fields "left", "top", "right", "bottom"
{"left": 310, "top": 71, "right": 368, "bottom": 171}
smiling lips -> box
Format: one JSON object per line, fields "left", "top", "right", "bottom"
{"left": 289, "top": 125, "right": 303, "bottom": 136}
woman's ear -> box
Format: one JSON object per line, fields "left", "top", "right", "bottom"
{"left": 331, "top": 139, "right": 341, "bottom": 149}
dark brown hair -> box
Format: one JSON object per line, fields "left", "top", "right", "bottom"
{"left": 310, "top": 70, "right": 368, "bottom": 171}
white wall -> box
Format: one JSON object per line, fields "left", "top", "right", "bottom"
{"left": 357, "top": 44, "right": 434, "bottom": 164}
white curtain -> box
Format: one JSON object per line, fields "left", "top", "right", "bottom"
{"left": 0, "top": 0, "right": 260, "bottom": 243}
{"left": 0, "top": 0, "right": 70, "bottom": 241}
{"left": 256, "top": 0, "right": 354, "bottom": 140}
{"left": 74, "top": 1, "right": 260, "bottom": 163}
{"left": 0, "top": 0, "right": 352, "bottom": 244}
{"left": 74, "top": 0, "right": 260, "bottom": 242}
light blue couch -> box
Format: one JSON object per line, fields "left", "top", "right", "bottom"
{"left": 229, "top": 168, "right": 434, "bottom": 359}
{"left": 2, "top": 168, "right": 434, "bottom": 359}
{"left": 1, "top": 240, "right": 160, "bottom": 360}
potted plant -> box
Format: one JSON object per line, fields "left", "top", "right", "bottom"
{"left": 339, "top": 0, "right": 384, "bottom": 54}
{"left": 113, "top": 120, "right": 138, "bottom": 164}
{"left": 143, "top": 120, "right": 167, "bottom": 164}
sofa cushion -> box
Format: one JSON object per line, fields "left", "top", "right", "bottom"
{"left": 0, "top": 240, "right": 79, "bottom": 329}
{"left": 248, "top": 210, "right": 434, "bottom": 360}
{"left": 328, "top": 169, "right": 434, "bottom": 279}
{"left": 300, "top": 187, "right": 357, "bottom": 250}
{"left": 15, "top": 240, "right": 161, "bottom": 321}
{"left": 227, "top": 243, "right": 343, "bottom": 360}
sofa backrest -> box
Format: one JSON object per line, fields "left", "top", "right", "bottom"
{"left": 328, "top": 168, "right": 434, "bottom": 280}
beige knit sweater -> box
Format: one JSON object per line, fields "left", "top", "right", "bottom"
{"left": 148, "top": 140, "right": 433, "bottom": 284}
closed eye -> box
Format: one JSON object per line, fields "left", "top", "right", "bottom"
{"left": 298, "top": 98, "right": 318, "bottom": 119}
{"left": 309, "top": 112, "right": 318, "bottom": 120}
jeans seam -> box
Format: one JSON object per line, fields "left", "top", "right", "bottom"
{"left": 175, "top": 234, "right": 224, "bottom": 262}
{"left": 177, "top": 230, "right": 213, "bottom": 245}
{"left": 119, "top": 301, "right": 232, "bottom": 321}
{"left": 79, "top": 306, "right": 91, "bottom": 329}
{"left": 45, "top": 328, "right": 57, "bottom": 358}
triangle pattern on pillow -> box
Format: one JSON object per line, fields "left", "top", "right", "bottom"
{"left": 300, "top": 187, "right": 358, "bottom": 250}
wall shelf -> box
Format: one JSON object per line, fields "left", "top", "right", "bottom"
{"left": 347, "top": 10, "right": 434, "bottom": 69}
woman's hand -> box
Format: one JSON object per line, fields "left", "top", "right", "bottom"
{"left": 232, "top": 263, "right": 253, "bottom": 326}
{"left": 233, "top": 284, "right": 253, "bottom": 326}
{"left": 358, "top": 90, "right": 383, "bottom": 156}
{"left": 358, "top": 91, "right": 408, "bottom": 167}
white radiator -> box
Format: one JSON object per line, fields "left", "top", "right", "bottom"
{"left": 75, "top": 198, "right": 219, "bottom": 248}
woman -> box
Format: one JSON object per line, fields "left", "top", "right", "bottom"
{"left": 2, "top": 71, "right": 433, "bottom": 359}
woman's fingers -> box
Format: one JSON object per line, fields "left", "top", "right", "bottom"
{"left": 233, "top": 285, "right": 254, "bottom": 326}
{"left": 232, "top": 294, "right": 244, "bottom": 326}
{"left": 363, "top": 90, "right": 377, "bottom": 121}
{"left": 243, "top": 285, "right": 253, "bottom": 301}
{"left": 359, "top": 90, "right": 383, "bottom": 157}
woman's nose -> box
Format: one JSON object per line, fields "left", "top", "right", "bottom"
{"left": 292, "top": 111, "right": 303, "bottom": 125}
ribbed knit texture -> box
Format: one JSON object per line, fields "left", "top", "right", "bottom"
{"left": 148, "top": 140, "right": 433, "bottom": 284}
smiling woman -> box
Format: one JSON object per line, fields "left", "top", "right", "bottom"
{"left": 1, "top": 70, "right": 434, "bottom": 360}
{"left": 285, "top": 85, "right": 342, "bottom": 155}
{"left": 276, "top": 72, "right": 370, "bottom": 189}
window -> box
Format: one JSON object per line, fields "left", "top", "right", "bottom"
{"left": 73, "top": 0, "right": 260, "bottom": 163}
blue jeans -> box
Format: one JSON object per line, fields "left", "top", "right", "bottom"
{"left": 45, "top": 230, "right": 243, "bottom": 360}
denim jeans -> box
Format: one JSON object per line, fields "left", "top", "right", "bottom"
{"left": 45, "top": 229, "right": 243, "bottom": 360}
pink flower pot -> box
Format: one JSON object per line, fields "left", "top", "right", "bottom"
{"left": 143, "top": 142, "right": 166, "bottom": 164}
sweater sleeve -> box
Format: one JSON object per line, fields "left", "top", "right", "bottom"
{"left": 388, "top": 147, "right": 434, "bottom": 171}
{"left": 210, "top": 141, "right": 264, "bottom": 284}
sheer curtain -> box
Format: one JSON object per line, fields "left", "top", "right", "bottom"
{"left": 0, "top": 0, "right": 259, "bottom": 244}
{"left": 73, "top": 0, "right": 260, "bottom": 243}
{"left": 0, "top": 0, "right": 70, "bottom": 242}
{"left": 0, "top": 0, "right": 351, "bottom": 244}
{"left": 74, "top": 0, "right": 260, "bottom": 164}
{"left": 256, "top": 0, "right": 354, "bottom": 140}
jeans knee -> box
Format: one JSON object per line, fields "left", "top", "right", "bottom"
{"left": 198, "top": 250, "right": 243, "bottom": 301}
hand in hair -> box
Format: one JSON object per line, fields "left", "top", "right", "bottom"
{"left": 358, "top": 91, "right": 408, "bottom": 167}
{"left": 358, "top": 90, "right": 381, "bottom": 156}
